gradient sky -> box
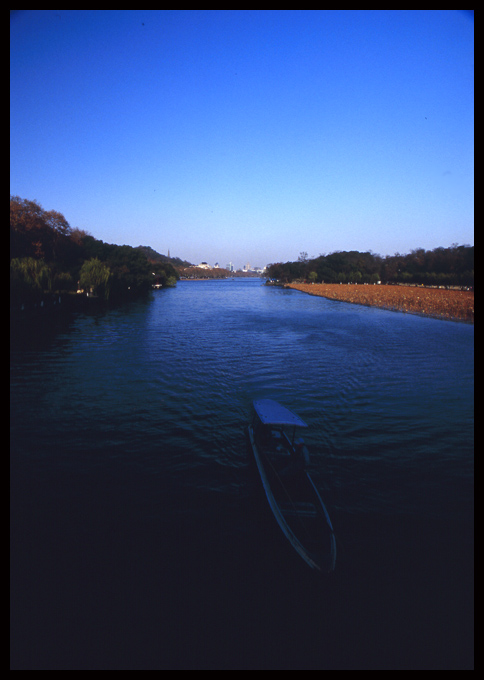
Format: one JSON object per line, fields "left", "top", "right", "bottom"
{"left": 10, "top": 10, "right": 473, "bottom": 269}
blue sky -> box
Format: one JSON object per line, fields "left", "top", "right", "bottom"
{"left": 10, "top": 10, "right": 473, "bottom": 269}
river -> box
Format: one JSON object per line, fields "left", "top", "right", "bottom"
{"left": 10, "top": 278, "right": 474, "bottom": 669}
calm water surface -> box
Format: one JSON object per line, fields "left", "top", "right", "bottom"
{"left": 10, "top": 279, "right": 474, "bottom": 669}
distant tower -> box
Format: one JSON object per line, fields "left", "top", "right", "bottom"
{"left": 167, "top": 249, "right": 171, "bottom": 259}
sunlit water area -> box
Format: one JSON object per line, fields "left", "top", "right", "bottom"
{"left": 11, "top": 278, "right": 473, "bottom": 669}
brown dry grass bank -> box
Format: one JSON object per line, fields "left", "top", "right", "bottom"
{"left": 286, "top": 283, "right": 474, "bottom": 323}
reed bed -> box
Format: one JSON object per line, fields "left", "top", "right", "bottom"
{"left": 286, "top": 283, "right": 474, "bottom": 323}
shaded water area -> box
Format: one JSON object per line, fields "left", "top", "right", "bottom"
{"left": 10, "top": 278, "right": 473, "bottom": 669}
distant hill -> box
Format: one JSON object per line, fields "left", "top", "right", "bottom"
{"left": 136, "top": 245, "right": 193, "bottom": 268}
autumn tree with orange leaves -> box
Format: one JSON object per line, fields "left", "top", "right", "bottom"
{"left": 10, "top": 196, "right": 72, "bottom": 261}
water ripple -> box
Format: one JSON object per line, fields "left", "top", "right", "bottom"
{"left": 11, "top": 279, "right": 473, "bottom": 521}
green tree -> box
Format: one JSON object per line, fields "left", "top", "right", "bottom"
{"left": 52, "top": 271, "right": 74, "bottom": 293}
{"left": 79, "top": 258, "right": 111, "bottom": 300}
{"left": 10, "top": 257, "right": 52, "bottom": 304}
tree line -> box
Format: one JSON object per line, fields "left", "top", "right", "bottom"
{"left": 266, "top": 245, "right": 474, "bottom": 288}
{"left": 10, "top": 195, "right": 180, "bottom": 304}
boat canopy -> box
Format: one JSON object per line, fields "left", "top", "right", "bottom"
{"left": 253, "top": 399, "right": 308, "bottom": 428}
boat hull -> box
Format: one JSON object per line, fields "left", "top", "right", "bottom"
{"left": 248, "top": 424, "right": 336, "bottom": 572}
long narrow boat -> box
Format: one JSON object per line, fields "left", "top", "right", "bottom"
{"left": 247, "top": 399, "right": 336, "bottom": 572}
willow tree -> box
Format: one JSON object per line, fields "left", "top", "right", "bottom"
{"left": 79, "top": 258, "right": 112, "bottom": 300}
{"left": 10, "top": 257, "right": 52, "bottom": 304}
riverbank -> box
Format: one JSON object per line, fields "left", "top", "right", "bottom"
{"left": 286, "top": 283, "right": 474, "bottom": 323}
